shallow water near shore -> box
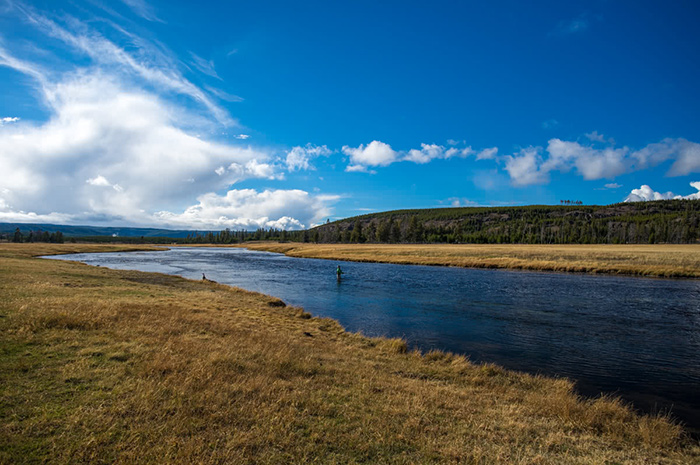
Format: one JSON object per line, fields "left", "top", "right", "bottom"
{"left": 47, "top": 247, "right": 700, "bottom": 432}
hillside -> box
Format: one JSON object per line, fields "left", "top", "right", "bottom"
{"left": 310, "top": 199, "right": 700, "bottom": 245}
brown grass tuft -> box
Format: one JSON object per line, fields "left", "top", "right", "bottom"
{"left": 380, "top": 337, "right": 409, "bottom": 354}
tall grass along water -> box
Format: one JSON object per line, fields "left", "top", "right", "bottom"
{"left": 47, "top": 247, "right": 700, "bottom": 433}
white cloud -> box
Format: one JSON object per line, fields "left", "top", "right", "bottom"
{"left": 624, "top": 181, "right": 700, "bottom": 202}
{"left": 683, "top": 181, "right": 700, "bottom": 200}
{"left": 446, "top": 197, "right": 477, "bottom": 207}
{"left": 153, "top": 189, "right": 340, "bottom": 230}
{"left": 661, "top": 139, "right": 700, "bottom": 176}
{"left": 285, "top": 144, "right": 332, "bottom": 172}
{"left": 0, "top": 72, "right": 279, "bottom": 225}
{"left": 0, "top": 117, "right": 20, "bottom": 125}
{"left": 342, "top": 140, "right": 486, "bottom": 171}
{"left": 189, "top": 52, "right": 221, "bottom": 80}
{"left": 119, "top": 0, "right": 163, "bottom": 22}
{"left": 624, "top": 185, "right": 675, "bottom": 202}
{"left": 585, "top": 131, "right": 614, "bottom": 144}
{"left": 476, "top": 147, "right": 498, "bottom": 160}
{"left": 545, "top": 138, "right": 628, "bottom": 180}
{"left": 345, "top": 164, "right": 376, "bottom": 174}
{"left": 205, "top": 85, "right": 244, "bottom": 103}
{"left": 234, "top": 134, "right": 250, "bottom": 140}
{"left": 504, "top": 147, "right": 548, "bottom": 186}
{"left": 503, "top": 137, "right": 700, "bottom": 186}
{"left": 342, "top": 140, "right": 398, "bottom": 167}
{"left": 14, "top": 5, "right": 232, "bottom": 125}
{"left": 86, "top": 175, "right": 112, "bottom": 187}
{"left": 404, "top": 143, "right": 474, "bottom": 164}
{"left": 0, "top": 3, "right": 342, "bottom": 230}
{"left": 241, "top": 160, "right": 283, "bottom": 180}
{"left": 604, "top": 183, "right": 622, "bottom": 189}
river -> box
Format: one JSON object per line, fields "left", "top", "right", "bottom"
{"left": 46, "top": 247, "right": 700, "bottom": 433}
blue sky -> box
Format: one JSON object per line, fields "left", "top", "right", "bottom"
{"left": 0, "top": 0, "right": 699, "bottom": 229}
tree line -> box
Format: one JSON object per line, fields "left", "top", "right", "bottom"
{"left": 309, "top": 200, "right": 700, "bottom": 245}
{"left": 2, "top": 200, "right": 698, "bottom": 245}
{"left": 6, "top": 228, "right": 64, "bottom": 243}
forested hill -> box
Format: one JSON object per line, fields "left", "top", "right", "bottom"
{"left": 309, "top": 199, "right": 700, "bottom": 245}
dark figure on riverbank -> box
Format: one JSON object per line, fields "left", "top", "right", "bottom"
{"left": 202, "top": 273, "right": 206, "bottom": 280}
{"left": 336, "top": 265, "right": 344, "bottom": 281}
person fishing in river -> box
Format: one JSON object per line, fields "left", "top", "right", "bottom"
{"left": 336, "top": 265, "right": 344, "bottom": 281}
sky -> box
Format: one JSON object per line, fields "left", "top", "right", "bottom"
{"left": 0, "top": 0, "right": 699, "bottom": 230}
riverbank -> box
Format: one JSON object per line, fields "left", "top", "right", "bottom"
{"left": 240, "top": 242, "right": 700, "bottom": 278}
{"left": 1, "top": 243, "right": 698, "bottom": 463}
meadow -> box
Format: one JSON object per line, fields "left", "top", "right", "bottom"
{"left": 1, "top": 243, "right": 699, "bottom": 464}
{"left": 241, "top": 242, "right": 700, "bottom": 278}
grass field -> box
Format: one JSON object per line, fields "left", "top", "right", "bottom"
{"left": 1, "top": 243, "right": 699, "bottom": 463}
{"left": 240, "top": 242, "right": 700, "bottom": 278}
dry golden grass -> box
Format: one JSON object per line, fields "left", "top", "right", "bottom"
{"left": 1, "top": 243, "right": 699, "bottom": 464}
{"left": 240, "top": 242, "right": 700, "bottom": 278}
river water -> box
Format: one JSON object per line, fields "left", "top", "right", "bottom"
{"left": 47, "top": 247, "right": 700, "bottom": 432}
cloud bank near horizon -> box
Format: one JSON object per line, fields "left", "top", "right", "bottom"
{"left": 503, "top": 137, "right": 700, "bottom": 187}
{"left": 624, "top": 181, "right": 700, "bottom": 203}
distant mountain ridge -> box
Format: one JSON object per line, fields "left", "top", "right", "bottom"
{"left": 0, "top": 222, "right": 213, "bottom": 238}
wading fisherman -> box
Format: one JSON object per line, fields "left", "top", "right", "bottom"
{"left": 336, "top": 265, "right": 344, "bottom": 281}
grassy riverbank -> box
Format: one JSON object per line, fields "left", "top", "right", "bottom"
{"left": 1, "top": 243, "right": 699, "bottom": 463}
{"left": 240, "top": 242, "right": 700, "bottom": 278}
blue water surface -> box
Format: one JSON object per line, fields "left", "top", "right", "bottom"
{"left": 47, "top": 247, "right": 700, "bottom": 432}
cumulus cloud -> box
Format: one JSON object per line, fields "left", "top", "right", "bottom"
{"left": 0, "top": 5, "right": 342, "bottom": 230}
{"left": 285, "top": 144, "right": 332, "bottom": 172}
{"left": 404, "top": 143, "right": 474, "bottom": 164}
{"left": 624, "top": 185, "right": 675, "bottom": 202}
{"left": 0, "top": 66, "right": 285, "bottom": 226}
{"left": 0, "top": 117, "right": 20, "bottom": 125}
{"left": 504, "top": 147, "right": 548, "bottom": 186}
{"left": 503, "top": 137, "right": 700, "bottom": 186}
{"left": 686, "top": 181, "right": 700, "bottom": 200}
{"left": 343, "top": 140, "right": 490, "bottom": 171}
{"left": 624, "top": 181, "right": 700, "bottom": 202}
{"left": 153, "top": 189, "right": 340, "bottom": 230}
{"left": 342, "top": 140, "right": 398, "bottom": 168}
{"left": 545, "top": 138, "right": 628, "bottom": 180}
